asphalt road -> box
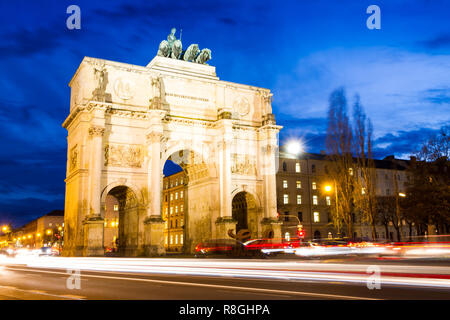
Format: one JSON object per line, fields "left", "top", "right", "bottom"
{"left": 0, "top": 257, "right": 449, "bottom": 300}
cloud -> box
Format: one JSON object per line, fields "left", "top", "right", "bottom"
{"left": 419, "top": 33, "right": 450, "bottom": 49}
{"left": 372, "top": 126, "right": 445, "bottom": 159}
{"left": 273, "top": 47, "right": 450, "bottom": 141}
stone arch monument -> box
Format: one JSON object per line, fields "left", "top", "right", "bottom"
{"left": 62, "top": 33, "right": 282, "bottom": 256}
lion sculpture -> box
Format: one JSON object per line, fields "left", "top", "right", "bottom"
{"left": 157, "top": 40, "right": 170, "bottom": 57}
{"left": 183, "top": 44, "right": 199, "bottom": 62}
{"left": 195, "top": 48, "right": 211, "bottom": 65}
{"left": 170, "top": 40, "right": 183, "bottom": 59}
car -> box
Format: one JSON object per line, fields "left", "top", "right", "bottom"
{"left": 194, "top": 239, "right": 247, "bottom": 258}
{"left": 243, "top": 239, "right": 293, "bottom": 257}
{"left": 38, "top": 246, "right": 60, "bottom": 256}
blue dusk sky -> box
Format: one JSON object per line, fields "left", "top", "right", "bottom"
{"left": 0, "top": 0, "right": 448, "bottom": 226}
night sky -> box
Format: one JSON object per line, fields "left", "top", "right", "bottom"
{"left": 0, "top": 0, "right": 448, "bottom": 227}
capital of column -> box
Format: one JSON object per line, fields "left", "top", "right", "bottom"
{"left": 146, "top": 131, "right": 163, "bottom": 143}
{"left": 88, "top": 126, "right": 105, "bottom": 137}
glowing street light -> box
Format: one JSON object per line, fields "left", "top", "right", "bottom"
{"left": 286, "top": 140, "right": 303, "bottom": 155}
{"left": 324, "top": 185, "right": 332, "bottom": 192}
{"left": 399, "top": 193, "right": 406, "bottom": 197}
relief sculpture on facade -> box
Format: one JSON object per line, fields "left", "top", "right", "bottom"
{"left": 231, "top": 154, "right": 257, "bottom": 175}
{"left": 104, "top": 144, "right": 144, "bottom": 168}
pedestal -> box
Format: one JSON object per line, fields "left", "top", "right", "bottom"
{"left": 82, "top": 215, "right": 104, "bottom": 256}
{"left": 144, "top": 216, "right": 165, "bottom": 256}
{"left": 260, "top": 217, "right": 282, "bottom": 239}
{"left": 215, "top": 216, "right": 237, "bottom": 239}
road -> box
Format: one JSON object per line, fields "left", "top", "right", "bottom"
{"left": 0, "top": 256, "right": 449, "bottom": 300}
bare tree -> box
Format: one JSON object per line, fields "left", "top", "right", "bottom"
{"left": 326, "top": 88, "right": 355, "bottom": 238}
{"left": 352, "top": 96, "right": 378, "bottom": 239}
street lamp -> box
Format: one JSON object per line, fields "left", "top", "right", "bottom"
{"left": 286, "top": 140, "right": 303, "bottom": 156}
{"left": 324, "top": 181, "right": 339, "bottom": 238}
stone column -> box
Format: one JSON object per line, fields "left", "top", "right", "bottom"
{"left": 215, "top": 122, "right": 236, "bottom": 238}
{"left": 143, "top": 111, "right": 165, "bottom": 256}
{"left": 261, "top": 138, "right": 281, "bottom": 240}
{"left": 83, "top": 125, "right": 105, "bottom": 256}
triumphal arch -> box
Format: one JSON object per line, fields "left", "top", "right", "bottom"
{"left": 62, "top": 29, "right": 282, "bottom": 256}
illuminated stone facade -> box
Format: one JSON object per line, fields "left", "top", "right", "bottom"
{"left": 62, "top": 54, "right": 281, "bottom": 256}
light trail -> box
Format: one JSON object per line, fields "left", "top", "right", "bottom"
{"left": 1, "top": 256, "right": 450, "bottom": 289}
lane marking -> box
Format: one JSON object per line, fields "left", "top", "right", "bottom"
{"left": 0, "top": 284, "right": 85, "bottom": 300}
{"left": 5, "top": 266, "right": 380, "bottom": 300}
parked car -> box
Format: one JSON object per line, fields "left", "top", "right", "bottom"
{"left": 195, "top": 239, "right": 247, "bottom": 258}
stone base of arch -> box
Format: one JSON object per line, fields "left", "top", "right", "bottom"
{"left": 261, "top": 218, "right": 282, "bottom": 240}
{"left": 143, "top": 216, "right": 166, "bottom": 256}
{"left": 82, "top": 215, "right": 105, "bottom": 256}
{"left": 215, "top": 216, "right": 237, "bottom": 239}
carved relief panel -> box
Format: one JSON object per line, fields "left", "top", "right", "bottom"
{"left": 104, "top": 143, "right": 144, "bottom": 168}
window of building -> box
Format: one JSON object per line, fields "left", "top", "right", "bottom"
{"left": 165, "top": 195, "right": 168, "bottom": 202}
{"left": 313, "top": 195, "right": 318, "bottom": 205}
{"left": 180, "top": 234, "right": 183, "bottom": 244}
{"left": 386, "top": 189, "right": 390, "bottom": 195}
{"left": 283, "top": 162, "right": 287, "bottom": 171}
{"left": 165, "top": 207, "right": 168, "bottom": 216}
{"left": 180, "top": 218, "right": 184, "bottom": 226}
{"left": 180, "top": 204, "right": 183, "bottom": 212}
{"left": 312, "top": 182, "right": 317, "bottom": 190}
{"left": 170, "top": 235, "right": 173, "bottom": 245}
{"left": 175, "top": 206, "right": 178, "bottom": 214}
{"left": 113, "top": 204, "right": 119, "bottom": 211}
{"left": 297, "top": 212, "right": 303, "bottom": 222}
{"left": 175, "top": 192, "right": 178, "bottom": 200}
{"left": 180, "top": 191, "right": 183, "bottom": 198}
{"left": 326, "top": 196, "right": 331, "bottom": 206}
{"left": 313, "top": 212, "right": 320, "bottom": 223}
{"left": 283, "top": 194, "right": 289, "bottom": 204}
{"left": 170, "top": 193, "right": 173, "bottom": 201}
{"left": 349, "top": 168, "right": 353, "bottom": 176}
{"left": 295, "top": 162, "right": 300, "bottom": 173}
{"left": 311, "top": 164, "right": 316, "bottom": 173}
{"left": 170, "top": 207, "right": 173, "bottom": 216}
{"left": 361, "top": 187, "right": 366, "bottom": 195}
{"left": 284, "top": 212, "right": 289, "bottom": 222}
{"left": 296, "top": 181, "right": 301, "bottom": 189}
{"left": 165, "top": 221, "right": 168, "bottom": 229}
{"left": 297, "top": 195, "right": 302, "bottom": 204}
{"left": 175, "top": 234, "right": 178, "bottom": 244}
{"left": 283, "top": 180, "right": 288, "bottom": 188}
{"left": 175, "top": 219, "right": 178, "bottom": 228}
{"left": 181, "top": 178, "right": 184, "bottom": 184}
{"left": 175, "top": 180, "right": 178, "bottom": 186}
{"left": 165, "top": 236, "right": 168, "bottom": 245}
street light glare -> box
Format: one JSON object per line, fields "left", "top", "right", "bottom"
{"left": 286, "top": 141, "right": 303, "bottom": 155}
{"left": 325, "top": 185, "right": 332, "bottom": 192}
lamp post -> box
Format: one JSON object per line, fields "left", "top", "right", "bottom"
{"left": 324, "top": 180, "right": 339, "bottom": 237}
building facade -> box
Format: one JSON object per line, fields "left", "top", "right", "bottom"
{"left": 4, "top": 210, "right": 65, "bottom": 249}
{"left": 162, "top": 171, "right": 187, "bottom": 252}
{"left": 276, "top": 151, "right": 415, "bottom": 241}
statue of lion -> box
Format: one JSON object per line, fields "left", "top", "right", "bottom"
{"left": 157, "top": 40, "right": 170, "bottom": 57}
{"left": 195, "top": 48, "right": 211, "bottom": 64}
{"left": 170, "top": 39, "right": 183, "bottom": 59}
{"left": 183, "top": 44, "right": 199, "bottom": 62}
